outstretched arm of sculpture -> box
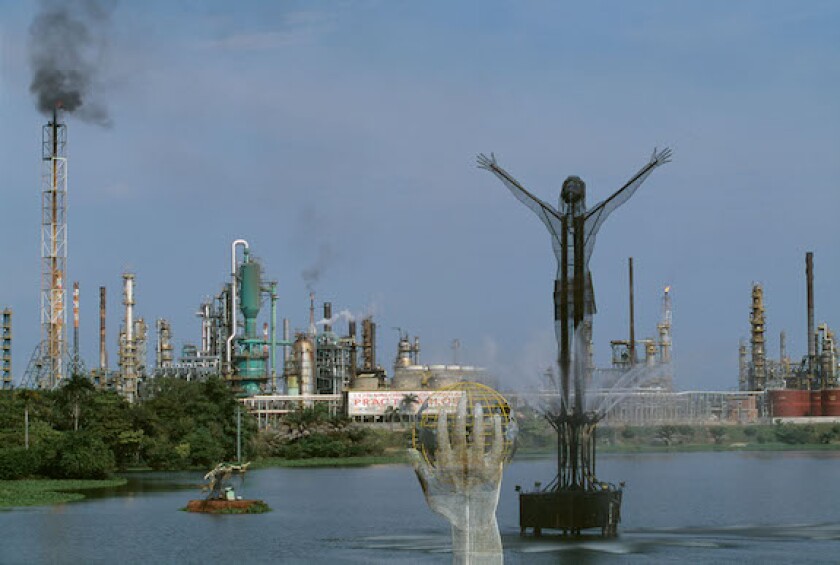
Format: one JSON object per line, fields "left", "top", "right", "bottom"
{"left": 477, "top": 152, "right": 563, "bottom": 234}
{"left": 583, "top": 147, "right": 672, "bottom": 260}
{"left": 409, "top": 395, "right": 505, "bottom": 565}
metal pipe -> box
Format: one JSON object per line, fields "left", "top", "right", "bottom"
{"left": 99, "top": 286, "right": 107, "bottom": 371}
{"left": 226, "top": 239, "right": 249, "bottom": 368}
{"left": 270, "top": 282, "right": 277, "bottom": 392}
{"left": 283, "top": 318, "right": 290, "bottom": 365}
{"left": 806, "top": 252, "right": 815, "bottom": 386}
{"left": 309, "top": 292, "right": 316, "bottom": 336}
{"left": 628, "top": 257, "right": 636, "bottom": 367}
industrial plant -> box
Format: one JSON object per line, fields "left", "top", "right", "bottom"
{"left": 4, "top": 109, "right": 839, "bottom": 435}
{"left": 739, "top": 252, "right": 840, "bottom": 419}
{"left": 2, "top": 107, "right": 495, "bottom": 425}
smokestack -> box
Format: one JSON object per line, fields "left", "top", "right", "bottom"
{"left": 362, "top": 317, "right": 373, "bottom": 370}
{"left": 309, "top": 292, "right": 316, "bottom": 336}
{"left": 99, "top": 286, "right": 107, "bottom": 371}
{"left": 370, "top": 321, "right": 377, "bottom": 370}
{"left": 348, "top": 319, "right": 357, "bottom": 379}
{"left": 628, "top": 257, "right": 636, "bottom": 366}
{"left": 806, "top": 252, "right": 815, "bottom": 386}
{"left": 122, "top": 273, "right": 136, "bottom": 402}
{"left": 323, "top": 302, "right": 332, "bottom": 333}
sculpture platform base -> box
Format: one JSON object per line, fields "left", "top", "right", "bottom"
{"left": 519, "top": 488, "right": 622, "bottom": 537}
{"left": 185, "top": 499, "right": 269, "bottom": 514}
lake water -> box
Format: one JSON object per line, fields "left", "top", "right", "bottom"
{"left": 2, "top": 451, "right": 839, "bottom": 564}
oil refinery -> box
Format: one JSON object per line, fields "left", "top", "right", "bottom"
{"left": 4, "top": 109, "right": 839, "bottom": 431}
{"left": 739, "top": 252, "right": 840, "bottom": 419}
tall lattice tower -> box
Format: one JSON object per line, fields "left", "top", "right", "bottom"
{"left": 40, "top": 107, "right": 68, "bottom": 388}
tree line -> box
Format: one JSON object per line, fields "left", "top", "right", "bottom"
{"left": 0, "top": 376, "right": 253, "bottom": 480}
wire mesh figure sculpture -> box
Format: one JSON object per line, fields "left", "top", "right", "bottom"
{"left": 477, "top": 148, "right": 671, "bottom": 491}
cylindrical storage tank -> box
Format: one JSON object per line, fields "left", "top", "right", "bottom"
{"left": 810, "top": 390, "right": 823, "bottom": 417}
{"left": 821, "top": 389, "right": 840, "bottom": 416}
{"left": 239, "top": 260, "right": 261, "bottom": 337}
{"left": 392, "top": 369, "right": 423, "bottom": 390}
{"left": 351, "top": 375, "right": 380, "bottom": 390}
{"left": 428, "top": 372, "right": 460, "bottom": 389}
{"left": 768, "top": 389, "right": 810, "bottom": 418}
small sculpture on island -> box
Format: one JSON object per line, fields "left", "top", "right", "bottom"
{"left": 185, "top": 461, "right": 269, "bottom": 514}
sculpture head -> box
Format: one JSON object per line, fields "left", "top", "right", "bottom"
{"left": 561, "top": 175, "right": 586, "bottom": 205}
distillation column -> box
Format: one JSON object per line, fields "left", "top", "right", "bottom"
{"left": 658, "top": 286, "right": 672, "bottom": 364}
{"left": 750, "top": 283, "right": 766, "bottom": 391}
{"left": 121, "top": 273, "right": 137, "bottom": 402}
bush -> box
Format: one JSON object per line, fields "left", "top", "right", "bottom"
{"left": 0, "top": 447, "right": 42, "bottom": 480}
{"left": 773, "top": 423, "right": 816, "bottom": 445}
{"left": 270, "top": 428, "right": 386, "bottom": 460}
{"left": 44, "top": 432, "right": 115, "bottom": 479}
{"left": 708, "top": 426, "right": 727, "bottom": 445}
{"left": 184, "top": 428, "right": 226, "bottom": 467}
{"left": 142, "top": 437, "right": 188, "bottom": 471}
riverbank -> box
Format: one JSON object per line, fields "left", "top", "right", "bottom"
{"left": 0, "top": 478, "right": 127, "bottom": 508}
{"left": 253, "top": 453, "right": 408, "bottom": 468}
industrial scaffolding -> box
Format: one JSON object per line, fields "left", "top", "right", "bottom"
{"left": 1, "top": 308, "right": 11, "bottom": 388}
{"left": 35, "top": 108, "right": 68, "bottom": 389}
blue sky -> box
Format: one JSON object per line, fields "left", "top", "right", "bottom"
{"left": 1, "top": 0, "right": 838, "bottom": 391}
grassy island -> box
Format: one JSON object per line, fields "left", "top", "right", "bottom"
{"left": 0, "top": 478, "right": 127, "bottom": 508}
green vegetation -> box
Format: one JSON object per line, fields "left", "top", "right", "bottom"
{"left": 250, "top": 405, "right": 406, "bottom": 461}
{"left": 253, "top": 454, "right": 408, "bottom": 468}
{"left": 0, "top": 376, "right": 254, "bottom": 480}
{"left": 0, "top": 478, "right": 126, "bottom": 507}
{"left": 512, "top": 408, "right": 840, "bottom": 455}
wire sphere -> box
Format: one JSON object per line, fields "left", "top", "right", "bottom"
{"left": 412, "top": 381, "right": 517, "bottom": 468}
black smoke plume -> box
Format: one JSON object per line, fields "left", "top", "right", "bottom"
{"left": 28, "top": 0, "right": 115, "bottom": 125}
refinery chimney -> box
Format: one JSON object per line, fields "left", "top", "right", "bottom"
{"left": 323, "top": 302, "right": 332, "bottom": 333}
{"left": 628, "top": 257, "right": 636, "bottom": 367}
{"left": 121, "top": 273, "right": 137, "bottom": 403}
{"left": 99, "top": 286, "right": 107, "bottom": 372}
{"left": 348, "top": 319, "right": 357, "bottom": 380}
{"left": 309, "top": 292, "right": 316, "bottom": 336}
{"left": 806, "top": 252, "right": 815, "bottom": 387}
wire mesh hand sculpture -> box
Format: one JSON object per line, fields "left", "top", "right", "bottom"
{"left": 409, "top": 394, "right": 506, "bottom": 565}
